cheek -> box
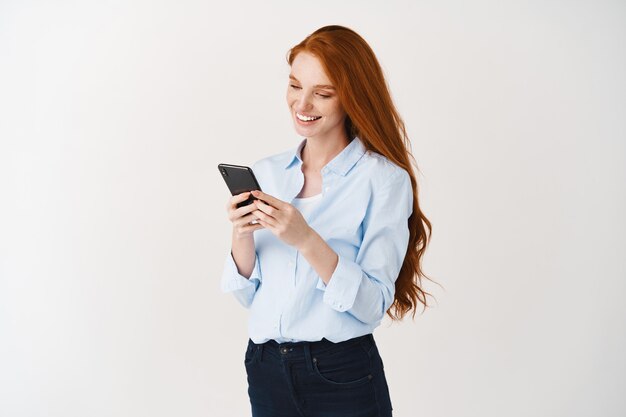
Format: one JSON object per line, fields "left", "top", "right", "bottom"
{"left": 286, "top": 89, "right": 298, "bottom": 105}
{"left": 328, "top": 103, "right": 346, "bottom": 120}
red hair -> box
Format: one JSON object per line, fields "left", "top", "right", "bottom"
{"left": 287, "top": 25, "right": 436, "bottom": 320}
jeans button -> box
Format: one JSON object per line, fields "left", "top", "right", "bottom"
{"left": 280, "top": 347, "right": 288, "bottom": 354}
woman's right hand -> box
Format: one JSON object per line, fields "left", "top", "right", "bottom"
{"left": 227, "top": 192, "right": 265, "bottom": 239}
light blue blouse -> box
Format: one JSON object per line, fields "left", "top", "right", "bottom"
{"left": 221, "top": 136, "right": 413, "bottom": 343}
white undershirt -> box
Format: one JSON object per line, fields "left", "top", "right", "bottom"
{"left": 292, "top": 193, "right": 323, "bottom": 218}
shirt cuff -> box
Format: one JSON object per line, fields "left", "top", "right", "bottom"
{"left": 220, "top": 250, "right": 261, "bottom": 293}
{"left": 316, "top": 254, "right": 363, "bottom": 312}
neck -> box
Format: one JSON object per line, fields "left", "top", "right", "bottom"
{"left": 301, "top": 133, "right": 351, "bottom": 172}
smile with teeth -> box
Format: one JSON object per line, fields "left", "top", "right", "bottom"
{"left": 296, "top": 112, "right": 322, "bottom": 122}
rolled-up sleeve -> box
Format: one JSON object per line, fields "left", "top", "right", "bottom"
{"left": 317, "top": 168, "right": 413, "bottom": 324}
{"left": 220, "top": 250, "right": 262, "bottom": 308}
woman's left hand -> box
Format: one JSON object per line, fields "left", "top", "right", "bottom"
{"left": 250, "top": 190, "right": 314, "bottom": 249}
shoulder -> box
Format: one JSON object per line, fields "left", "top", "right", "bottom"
{"left": 357, "top": 149, "right": 411, "bottom": 189}
{"left": 357, "top": 150, "right": 413, "bottom": 216}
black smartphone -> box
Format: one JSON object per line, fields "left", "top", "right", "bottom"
{"left": 218, "top": 163, "right": 262, "bottom": 208}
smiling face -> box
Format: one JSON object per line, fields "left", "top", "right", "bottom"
{"left": 286, "top": 52, "right": 347, "bottom": 142}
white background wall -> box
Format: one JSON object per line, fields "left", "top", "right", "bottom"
{"left": 1, "top": 1, "right": 624, "bottom": 416}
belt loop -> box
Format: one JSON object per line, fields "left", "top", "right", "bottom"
{"left": 304, "top": 342, "right": 314, "bottom": 372}
{"left": 258, "top": 343, "right": 264, "bottom": 362}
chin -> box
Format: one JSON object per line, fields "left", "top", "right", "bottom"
{"left": 293, "top": 121, "right": 318, "bottom": 138}
{"left": 295, "top": 128, "right": 313, "bottom": 138}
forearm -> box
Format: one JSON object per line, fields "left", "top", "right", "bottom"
{"left": 231, "top": 230, "right": 256, "bottom": 279}
{"left": 297, "top": 228, "right": 339, "bottom": 285}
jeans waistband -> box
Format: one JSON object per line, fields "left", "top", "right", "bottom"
{"left": 250, "top": 333, "right": 375, "bottom": 360}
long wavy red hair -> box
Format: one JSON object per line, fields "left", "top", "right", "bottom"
{"left": 287, "top": 25, "right": 435, "bottom": 320}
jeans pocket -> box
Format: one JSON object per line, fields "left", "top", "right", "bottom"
{"left": 311, "top": 344, "right": 373, "bottom": 387}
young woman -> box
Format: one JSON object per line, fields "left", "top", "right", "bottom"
{"left": 221, "top": 25, "right": 432, "bottom": 417}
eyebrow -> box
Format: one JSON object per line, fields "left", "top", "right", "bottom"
{"left": 289, "top": 74, "right": 335, "bottom": 90}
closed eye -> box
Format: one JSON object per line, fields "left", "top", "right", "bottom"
{"left": 290, "top": 84, "right": 302, "bottom": 90}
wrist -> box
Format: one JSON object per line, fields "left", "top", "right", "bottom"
{"left": 232, "top": 228, "right": 254, "bottom": 242}
{"left": 296, "top": 227, "right": 319, "bottom": 254}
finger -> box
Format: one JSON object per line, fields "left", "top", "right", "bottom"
{"left": 228, "top": 197, "right": 260, "bottom": 217}
{"left": 229, "top": 192, "right": 252, "bottom": 208}
{"left": 242, "top": 220, "right": 265, "bottom": 230}
{"left": 233, "top": 212, "right": 260, "bottom": 227}
{"left": 233, "top": 201, "right": 260, "bottom": 217}
{"left": 252, "top": 208, "right": 278, "bottom": 228}
{"left": 228, "top": 203, "right": 256, "bottom": 222}
{"left": 251, "top": 190, "right": 285, "bottom": 209}
{"left": 239, "top": 222, "right": 265, "bottom": 234}
{"left": 253, "top": 199, "right": 277, "bottom": 217}
{"left": 255, "top": 218, "right": 274, "bottom": 232}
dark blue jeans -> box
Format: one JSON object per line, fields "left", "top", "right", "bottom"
{"left": 244, "top": 333, "right": 393, "bottom": 417}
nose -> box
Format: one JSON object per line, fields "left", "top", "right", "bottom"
{"left": 295, "top": 92, "right": 313, "bottom": 112}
